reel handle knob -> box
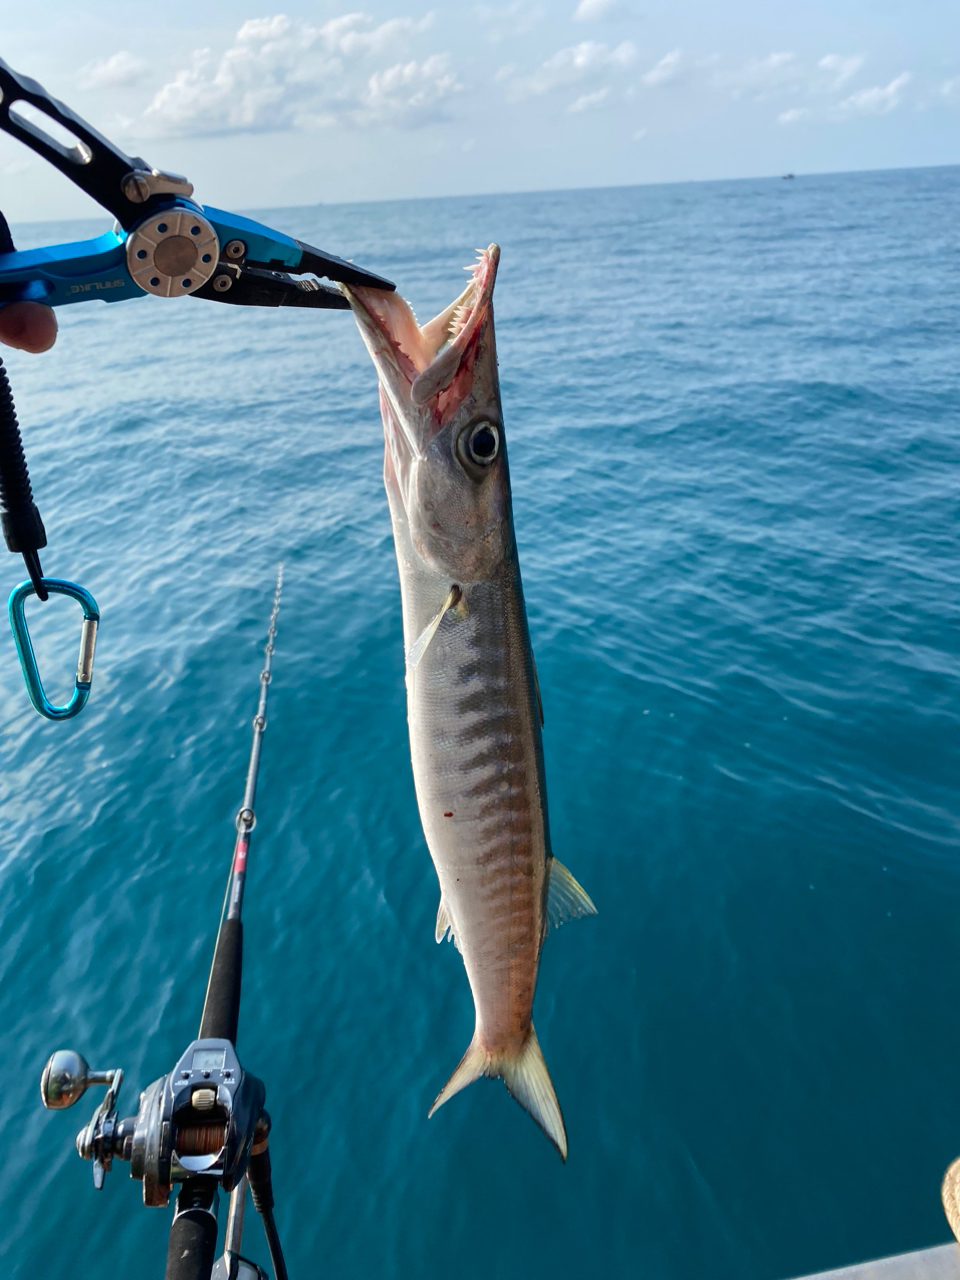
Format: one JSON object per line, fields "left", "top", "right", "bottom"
{"left": 40, "top": 1050, "right": 113, "bottom": 1110}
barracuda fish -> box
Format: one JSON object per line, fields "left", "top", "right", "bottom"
{"left": 344, "top": 245, "right": 595, "bottom": 1160}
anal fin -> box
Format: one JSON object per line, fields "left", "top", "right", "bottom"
{"left": 546, "top": 858, "right": 597, "bottom": 934}
{"left": 435, "top": 897, "right": 461, "bottom": 952}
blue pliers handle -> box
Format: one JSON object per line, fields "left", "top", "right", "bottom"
{"left": 0, "top": 57, "right": 395, "bottom": 310}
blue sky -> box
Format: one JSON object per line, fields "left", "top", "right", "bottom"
{"left": 2, "top": 0, "right": 959, "bottom": 222}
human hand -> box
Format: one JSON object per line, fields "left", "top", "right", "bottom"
{"left": 0, "top": 302, "right": 58, "bottom": 353}
{"left": 0, "top": 211, "right": 58, "bottom": 354}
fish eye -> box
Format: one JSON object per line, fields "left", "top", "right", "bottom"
{"left": 462, "top": 421, "right": 500, "bottom": 468}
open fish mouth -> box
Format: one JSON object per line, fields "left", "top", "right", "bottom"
{"left": 343, "top": 243, "right": 500, "bottom": 420}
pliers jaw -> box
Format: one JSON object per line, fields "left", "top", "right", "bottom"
{"left": 187, "top": 209, "right": 394, "bottom": 309}
{"left": 293, "top": 240, "right": 394, "bottom": 292}
{"left": 192, "top": 265, "right": 351, "bottom": 310}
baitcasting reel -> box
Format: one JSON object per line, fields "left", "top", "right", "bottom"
{"left": 40, "top": 1038, "right": 266, "bottom": 1206}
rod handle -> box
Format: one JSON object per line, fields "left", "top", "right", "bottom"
{"left": 165, "top": 1180, "right": 218, "bottom": 1280}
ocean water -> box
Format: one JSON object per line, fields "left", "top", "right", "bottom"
{"left": 1, "top": 166, "right": 959, "bottom": 1280}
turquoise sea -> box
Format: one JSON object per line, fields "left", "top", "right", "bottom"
{"left": 2, "top": 166, "right": 960, "bottom": 1279}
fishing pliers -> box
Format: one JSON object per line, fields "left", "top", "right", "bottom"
{"left": 0, "top": 56, "right": 394, "bottom": 310}
{"left": 0, "top": 57, "right": 394, "bottom": 721}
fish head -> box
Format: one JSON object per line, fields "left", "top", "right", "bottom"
{"left": 345, "top": 244, "right": 513, "bottom": 582}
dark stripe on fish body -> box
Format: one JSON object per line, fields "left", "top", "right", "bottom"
{"left": 431, "top": 573, "right": 544, "bottom": 1002}
{"left": 456, "top": 707, "right": 518, "bottom": 745}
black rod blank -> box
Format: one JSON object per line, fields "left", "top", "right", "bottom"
{"left": 198, "top": 565, "right": 283, "bottom": 1043}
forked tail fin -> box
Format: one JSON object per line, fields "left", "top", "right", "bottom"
{"left": 501, "top": 1027, "right": 567, "bottom": 1161}
{"left": 427, "top": 1025, "right": 568, "bottom": 1161}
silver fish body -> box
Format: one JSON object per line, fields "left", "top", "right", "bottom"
{"left": 346, "top": 246, "right": 594, "bottom": 1160}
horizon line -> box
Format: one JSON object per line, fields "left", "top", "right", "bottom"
{"left": 10, "top": 158, "right": 960, "bottom": 231}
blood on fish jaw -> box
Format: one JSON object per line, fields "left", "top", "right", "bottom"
{"left": 345, "top": 245, "right": 500, "bottom": 398}
{"left": 347, "top": 243, "right": 510, "bottom": 581}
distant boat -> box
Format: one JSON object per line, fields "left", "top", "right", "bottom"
{"left": 782, "top": 173, "right": 796, "bottom": 180}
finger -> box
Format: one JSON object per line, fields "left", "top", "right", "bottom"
{"left": 0, "top": 302, "right": 58, "bottom": 353}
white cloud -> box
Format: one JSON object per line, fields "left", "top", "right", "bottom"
{"left": 838, "top": 71, "right": 909, "bottom": 115}
{"left": 573, "top": 0, "right": 621, "bottom": 20}
{"left": 142, "top": 12, "right": 454, "bottom": 136}
{"left": 79, "top": 51, "right": 148, "bottom": 90}
{"left": 474, "top": 2, "right": 543, "bottom": 44}
{"left": 543, "top": 39, "right": 636, "bottom": 80}
{"left": 711, "top": 51, "right": 868, "bottom": 104}
{"left": 712, "top": 51, "right": 798, "bottom": 100}
{"left": 778, "top": 71, "right": 911, "bottom": 123}
{"left": 569, "top": 87, "right": 609, "bottom": 111}
{"left": 642, "top": 50, "right": 681, "bottom": 87}
{"left": 361, "top": 54, "right": 461, "bottom": 127}
{"left": 716, "top": 49, "right": 870, "bottom": 113}
{"left": 512, "top": 39, "right": 635, "bottom": 100}
{"left": 818, "top": 54, "right": 864, "bottom": 90}
{"left": 762, "top": 52, "right": 795, "bottom": 72}
{"left": 320, "top": 11, "right": 435, "bottom": 55}
{"left": 942, "top": 77, "right": 960, "bottom": 104}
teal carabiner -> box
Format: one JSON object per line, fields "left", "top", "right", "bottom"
{"left": 8, "top": 579, "right": 100, "bottom": 721}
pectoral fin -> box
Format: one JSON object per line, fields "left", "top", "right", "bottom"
{"left": 546, "top": 858, "right": 597, "bottom": 934}
{"left": 407, "top": 585, "right": 463, "bottom": 671}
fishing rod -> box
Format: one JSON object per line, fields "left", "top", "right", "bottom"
{"left": 40, "top": 566, "right": 287, "bottom": 1280}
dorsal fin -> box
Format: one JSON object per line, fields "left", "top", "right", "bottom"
{"left": 533, "top": 655, "right": 544, "bottom": 728}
